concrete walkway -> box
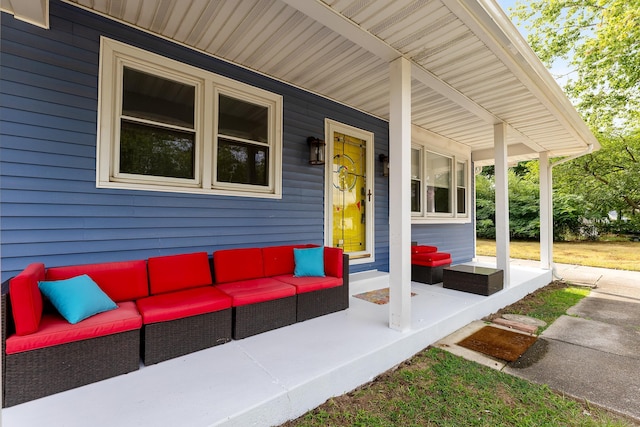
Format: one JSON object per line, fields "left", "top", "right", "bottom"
{"left": 468, "top": 257, "right": 640, "bottom": 422}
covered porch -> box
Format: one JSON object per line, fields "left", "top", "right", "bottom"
{"left": 4, "top": 262, "right": 551, "bottom": 427}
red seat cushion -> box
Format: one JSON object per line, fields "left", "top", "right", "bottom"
{"left": 411, "top": 252, "right": 451, "bottom": 263}
{"left": 5, "top": 302, "right": 142, "bottom": 354}
{"left": 9, "top": 263, "right": 45, "bottom": 336}
{"left": 411, "top": 245, "right": 438, "bottom": 254}
{"left": 213, "top": 248, "right": 264, "bottom": 283}
{"left": 412, "top": 257, "right": 452, "bottom": 267}
{"left": 273, "top": 275, "right": 342, "bottom": 294}
{"left": 215, "top": 278, "right": 296, "bottom": 307}
{"left": 45, "top": 260, "right": 149, "bottom": 302}
{"left": 136, "top": 286, "right": 232, "bottom": 324}
{"left": 147, "top": 252, "right": 212, "bottom": 295}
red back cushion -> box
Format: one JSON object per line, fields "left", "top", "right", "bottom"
{"left": 147, "top": 252, "right": 212, "bottom": 295}
{"left": 45, "top": 260, "right": 149, "bottom": 302}
{"left": 262, "top": 245, "right": 311, "bottom": 277}
{"left": 9, "top": 263, "right": 45, "bottom": 336}
{"left": 323, "top": 247, "right": 344, "bottom": 278}
{"left": 213, "top": 248, "right": 264, "bottom": 283}
{"left": 411, "top": 245, "right": 438, "bottom": 254}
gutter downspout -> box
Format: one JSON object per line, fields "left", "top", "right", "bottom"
{"left": 547, "top": 144, "right": 595, "bottom": 280}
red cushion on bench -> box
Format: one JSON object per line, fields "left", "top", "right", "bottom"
{"left": 216, "top": 278, "right": 296, "bottom": 307}
{"left": 411, "top": 257, "right": 452, "bottom": 267}
{"left": 5, "top": 301, "right": 142, "bottom": 354}
{"left": 136, "top": 286, "right": 232, "bottom": 324}
{"left": 411, "top": 245, "right": 438, "bottom": 254}
{"left": 45, "top": 260, "right": 149, "bottom": 302}
{"left": 411, "top": 252, "right": 451, "bottom": 262}
{"left": 148, "top": 252, "right": 212, "bottom": 295}
{"left": 9, "top": 263, "right": 45, "bottom": 336}
{"left": 262, "top": 244, "right": 311, "bottom": 277}
{"left": 213, "top": 248, "right": 264, "bottom": 283}
{"left": 273, "top": 275, "right": 343, "bottom": 294}
{"left": 323, "top": 247, "right": 344, "bottom": 278}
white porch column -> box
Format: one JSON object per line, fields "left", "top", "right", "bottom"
{"left": 388, "top": 57, "right": 412, "bottom": 331}
{"left": 494, "top": 122, "right": 510, "bottom": 286}
{"left": 539, "top": 151, "right": 553, "bottom": 269}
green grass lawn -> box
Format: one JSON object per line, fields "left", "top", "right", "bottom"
{"left": 476, "top": 239, "right": 640, "bottom": 271}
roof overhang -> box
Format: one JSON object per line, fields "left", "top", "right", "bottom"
{"left": 1, "top": 0, "right": 49, "bottom": 28}
{"left": 31, "top": 0, "right": 602, "bottom": 164}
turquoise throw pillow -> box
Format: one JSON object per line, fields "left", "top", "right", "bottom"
{"left": 39, "top": 274, "right": 117, "bottom": 324}
{"left": 294, "top": 247, "right": 325, "bottom": 277}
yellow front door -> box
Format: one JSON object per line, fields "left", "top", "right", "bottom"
{"left": 332, "top": 132, "right": 367, "bottom": 254}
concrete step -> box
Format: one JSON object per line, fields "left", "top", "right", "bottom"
{"left": 349, "top": 270, "right": 389, "bottom": 295}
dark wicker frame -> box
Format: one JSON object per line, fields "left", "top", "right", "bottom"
{"left": 2, "top": 290, "right": 140, "bottom": 408}
{"left": 411, "top": 263, "right": 450, "bottom": 285}
{"left": 232, "top": 295, "right": 297, "bottom": 340}
{"left": 141, "top": 308, "right": 232, "bottom": 365}
{"left": 296, "top": 253, "right": 350, "bottom": 322}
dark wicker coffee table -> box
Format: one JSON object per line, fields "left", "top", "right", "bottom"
{"left": 442, "top": 265, "right": 504, "bottom": 296}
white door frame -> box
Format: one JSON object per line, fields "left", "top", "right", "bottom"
{"left": 324, "top": 119, "right": 375, "bottom": 265}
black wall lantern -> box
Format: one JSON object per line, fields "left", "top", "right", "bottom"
{"left": 308, "top": 136, "right": 326, "bottom": 165}
{"left": 379, "top": 154, "right": 389, "bottom": 177}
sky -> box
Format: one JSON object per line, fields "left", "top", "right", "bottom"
{"left": 495, "top": 0, "right": 573, "bottom": 87}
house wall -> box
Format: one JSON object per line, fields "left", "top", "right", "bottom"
{"left": 0, "top": 0, "right": 472, "bottom": 282}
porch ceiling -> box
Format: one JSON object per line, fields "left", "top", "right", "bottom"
{"left": 63, "top": 0, "right": 599, "bottom": 164}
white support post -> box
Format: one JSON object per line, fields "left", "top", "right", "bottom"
{"left": 388, "top": 57, "right": 412, "bottom": 331}
{"left": 539, "top": 151, "right": 553, "bottom": 269}
{"left": 494, "top": 123, "right": 511, "bottom": 286}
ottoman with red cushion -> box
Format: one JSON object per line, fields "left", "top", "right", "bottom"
{"left": 411, "top": 245, "right": 452, "bottom": 284}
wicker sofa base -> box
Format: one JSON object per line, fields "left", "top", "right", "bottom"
{"left": 142, "top": 308, "right": 232, "bottom": 365}
{"left": 233, "top": 296, "right": 297, "bottom": 340}
{"left": 411, "top": 263, "right": 449, "bottom": 284}
{"left": 3, "top": 329, "right": 140, "bottom": 408}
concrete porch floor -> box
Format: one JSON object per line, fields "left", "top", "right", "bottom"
{"left": 2, "top": 261, "right": 552, "bottom": 427}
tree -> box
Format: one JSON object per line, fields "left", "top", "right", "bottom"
{"left": 512, "top": 0, "right": 640, "bottom": 133}
{"left": 510, "top": 0, "right": 640, "bottom": 235}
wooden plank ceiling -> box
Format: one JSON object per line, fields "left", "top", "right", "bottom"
{"left": 64, "top": 0, "right": 598, "bottom": 164}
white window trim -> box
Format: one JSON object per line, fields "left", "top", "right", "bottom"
{"left": 97, "top": 37, "right": 283, "bottom": 199}
{"left": 411, "top": 125, "right": 471, "bottom": 224}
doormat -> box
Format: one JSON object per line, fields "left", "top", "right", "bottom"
{"left": 457, "top": 325, "right": 537, "bottom": 362}
{"left": 353, "top": 288, "right": 417, "bottom": 305}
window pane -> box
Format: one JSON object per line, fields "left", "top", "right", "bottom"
{"left": 457, "top": 161, "right": 467, "bottom": 214}
{"left": 122, "top": 67, "right": 195, "bottom": 129}
{"left": 218, "top": 95, "right": 268, "bottom": 143}
{"left": 217, "top": 138, "right": 268, "bottom": 186}
{"left": 120, "top": 121, "right": 195, "bottom": 179}
{"left": 426, "top": 152, "right": 452, "bottom": 213}
{"left": 411, "top": 148, "right": 420, "bottom": 179}
{"left": 411, "top": 180, "right": 421, "bottom": 212}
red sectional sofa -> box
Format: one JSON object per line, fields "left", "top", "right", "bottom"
{"left": 2, "top": 260, "right": 147, "bottom": 407}
{"left": 213, "top": 245, "right": 348, "bottom": 339}
{"left": 135, "top": 252, "right": 232, "bottom": 365}
{"left": 1, "top": 245, "right": 349, "bottom": 407}
{"left": 411, "top": 245, "right": 452, "bottom": 284}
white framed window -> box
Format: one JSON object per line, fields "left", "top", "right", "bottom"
{"left": 97, "top": 37, "right": 282, "bottom": 198}
{"left": 411, "top": 129, "right": 470, "bottom": 223}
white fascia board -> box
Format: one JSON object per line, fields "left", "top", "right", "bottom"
{"left": 1, "top": 0, "right": 49, "bottom": 29}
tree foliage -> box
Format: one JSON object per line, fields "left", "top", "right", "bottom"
{"left": 512, "top": 0, "right": 640, "bottom": 133}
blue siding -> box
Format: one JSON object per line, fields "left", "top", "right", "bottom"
{"left": 0, "top": 1, "right": 394, "bottom": 281}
